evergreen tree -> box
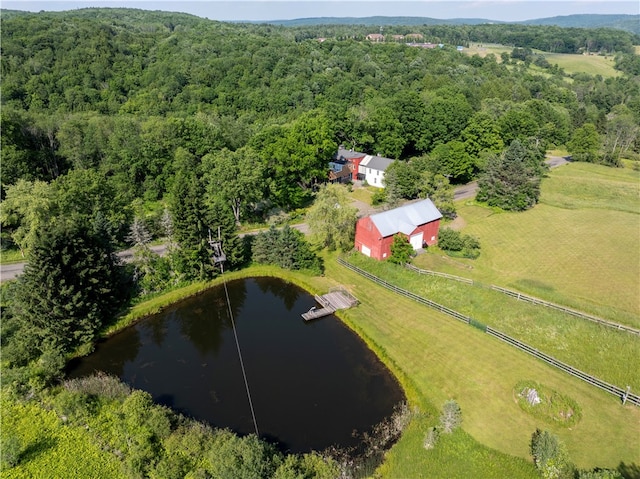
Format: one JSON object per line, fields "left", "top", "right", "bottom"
{"left": 476, "top": 140, "right": 544, "bottom": 211}
{"left": 6, "top": 220, "right": 124, "bottom": 368}
{"left": 251, "top": 225, "right": 322, "bottom": 274}
{"left": 168, "top": 148, "right": 212, "bottom": 280}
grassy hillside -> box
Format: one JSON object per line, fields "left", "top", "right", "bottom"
{"left": 465, "top": 43, "right": 622, "bottom": 77}
{"left": 415, "top": 162, "right": 640, "bottom": 325}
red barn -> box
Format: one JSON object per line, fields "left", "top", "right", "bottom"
{"left": 354, "top": 199, "right": 442, "bottom": 260}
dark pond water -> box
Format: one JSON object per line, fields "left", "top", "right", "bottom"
{"left": 68, "top": 277, "right": 404, "bottom": 453}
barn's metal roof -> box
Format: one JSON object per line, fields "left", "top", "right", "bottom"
{"left": 370, "top": 199, "right": 442, "bottom": 237}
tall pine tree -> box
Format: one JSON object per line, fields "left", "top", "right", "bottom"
{"left": 7, "top": 220, "right": 124, "bottom": 368}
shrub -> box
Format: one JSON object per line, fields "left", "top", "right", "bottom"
{"left": 389, "top": 234, "right": 415, "bottom": 264}
{"left": 423, "top": 427, "right": 439, "bottom": 450}
{"left": 439, "top": 400, "right": 462, "bottom": 434}
{"left": 371, "top": 188, "right": 387, "bottom": 205}
{"left": 530, "top": 429, "right": 574, "bottom": 479}
{"left": 0, "top": 432, "right": 21, "bottom": 469}
{"left": 577, "top": 469, "right": 623, "bottom": 479}
{"left": 64, "top": 373, "right": 131, "bottom": 400}
{"left": 437, "top": 228, "right": 481, "bottom": 259}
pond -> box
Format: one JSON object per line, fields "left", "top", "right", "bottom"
{"left": 68, "top": 277, "right": 405, "bottom": 454}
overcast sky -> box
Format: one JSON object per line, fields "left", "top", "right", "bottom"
{"left": 2, "top": 1, "right": 638, "bottom": 22}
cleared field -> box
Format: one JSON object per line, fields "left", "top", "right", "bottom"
{"left": 348, "top": 253, "right": 640, "bottom": 391}
{"left": 466, "top": 42, "right": 512, "bottom": 59}
{"left": 325, "top": 255, "right": 640, "bottom": 472}
{"left": 465, "top": 42, "right": 621, "bottom": 77}
{"left": 416, "top": 163, "right": 640, "bottom": 326}
{"left": 545, "top": 52, "right": 621, "bottom": 77}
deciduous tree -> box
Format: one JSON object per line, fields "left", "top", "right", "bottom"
{"left": 306, "top": 183, "right": 358, "bottom": 251}
{"left": 203, "top": 146, "right": 265, "bottom": 225}
{"left": 567, "top": 123, "right": 601, "bottom": 163}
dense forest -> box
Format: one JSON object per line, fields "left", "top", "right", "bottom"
{"left": 2, "top": 6, "right": 639, "bottom": 265}
{"left": 1, "top": 7, "right": 639, "bottom": 478}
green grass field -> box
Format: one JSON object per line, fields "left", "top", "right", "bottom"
{"left": 415, "top": 163, "right": 640, "bottom": 326}
{"left": 465, "top": 43, "right": 621, "bottom": 78}
{"left": 544, "top": 52, "right": 620, "bottom": 77}
{"left": 324, "top": 255, "right": 639, "bottom": 473}
{"left": 347, "top": 253, "right": 640, "bottom": 390}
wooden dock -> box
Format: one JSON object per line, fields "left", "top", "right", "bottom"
{"left": 301, "top": 288, "right": 358, "bottom": 321}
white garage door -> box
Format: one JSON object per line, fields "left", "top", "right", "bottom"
{"left": 361, "top": 245, "right": 371, "bottom": 257}
{"left": 409, "top": 233, "right": 423, "bottom": 250}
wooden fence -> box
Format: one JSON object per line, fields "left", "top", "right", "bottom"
{"left": 491, "top": 285, "right": 640, "bottom": 336}
{"left": 405, "top": 263, "right": 474, "bottom": 284}
{"left": 486, "top": 327, "right": 640, "bottom": 406}
{"left": 337, "top": 257, "right": 639, "bottom": 407}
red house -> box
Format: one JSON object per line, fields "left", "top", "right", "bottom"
{"left": 354, "top": 199, "right": 442, "bottom": 260}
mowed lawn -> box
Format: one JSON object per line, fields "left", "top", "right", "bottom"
{"left": 416, "top": 163, "right": 640, "bottom": 327}
{"left": 544, "top": 52, "right": 621, "bottom": 77}
{"left": 325, "top": 256, "right": 640, "bottom": 474}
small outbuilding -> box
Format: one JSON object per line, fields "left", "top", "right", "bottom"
{"left": 354, "top": 199, "right": 442, "bottom": 260}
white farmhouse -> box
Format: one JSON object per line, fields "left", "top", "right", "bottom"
{"left": 358, "top": 154, "right": 394, "bottom": 188}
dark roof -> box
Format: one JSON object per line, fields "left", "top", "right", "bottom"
{"left": 360, "top": 154, "right": 394, "bottom": 172}
{"left": 334, "top": 147, "right": 367, "bottom": 161}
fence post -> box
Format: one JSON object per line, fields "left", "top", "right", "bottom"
{"left": 622, "top": 386, "right": 631, "bottom": 405}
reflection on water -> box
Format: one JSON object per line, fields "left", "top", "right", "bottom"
{"left": 68, "top": 277, "right": 404, "bottom": 453}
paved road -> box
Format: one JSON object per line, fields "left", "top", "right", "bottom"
{"left": 0, "top": 244, "right": 169, "bottom": 283}
{"left": 452, "top": 155, "right": 569, "bottom": 202}
{"left": 0, "top": 262, "right": 25, "bottom": 283}
{"left": 453, "top": 181, "right": 479, "bottom": 201}
{"left": 0, "top": 155, "right": 572, "bottom": 283}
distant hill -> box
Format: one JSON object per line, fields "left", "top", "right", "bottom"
{"left": 266, "top": 14, "right": 640, "bottom": 35}
{"left": 2, "top": 8, "right": 638, "bottom": 35}
{"left": 522, "top": 14, "right": 640, "bottom": 35}
{"left": 265, "top": 16, "right": 503, "bottom": 27}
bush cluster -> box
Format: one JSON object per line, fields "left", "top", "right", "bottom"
{"left": 250, "top": 225, "right": 324, "bottom": 275}
{"left": 437, "top": 228, "right": 481, "bottom": 259}
{"left": 4, "top": 374, "right": 340, "bottom": 478}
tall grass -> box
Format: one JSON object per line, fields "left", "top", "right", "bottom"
{"left": 1, "top": 393, "right": 125, "bottom": 479}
